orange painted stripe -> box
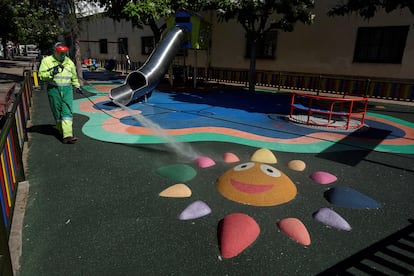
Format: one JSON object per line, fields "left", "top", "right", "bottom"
{"left": 93, "top": 86, "right": 114, "bottom": 93}
{"left": 100, "top": 114, "right": 414, "bottom": 146}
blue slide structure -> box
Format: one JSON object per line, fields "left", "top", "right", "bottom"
{"left": 109, "top": 26, "right": 187, "bottom": 105}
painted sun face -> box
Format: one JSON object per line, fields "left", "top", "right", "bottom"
{"left": 216, "top": 162, "right": 297, "bottom": 206}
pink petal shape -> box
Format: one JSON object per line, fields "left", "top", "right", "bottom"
{"left": 277, "top": 218, "right": 311, "bottom": 246}
{"left": 219, "top": 213, "right": 260, "bottom": 258}
{"left": 223, "top": 152, "right": 240, "bottom": 163}
{"left": 178, "top": 200, "right": 211, "bottom": 220}
{"left": 313, "top": 207, "right": 352, "bottom": 231}
{"left": 310, "top": 171, "right": 337, "bottom": 185}
{"left": 194, "top": 156, "right": 216, "bottom": 168}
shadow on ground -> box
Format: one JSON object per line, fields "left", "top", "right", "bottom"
{"left": 27, "top": 124, "right": 61, "bottom": 142}
{"left": 318, "top": 219, "right": 414, "bottom": 275}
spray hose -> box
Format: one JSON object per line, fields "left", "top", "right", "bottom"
{"left": 77, "top": 90, "right": 121, "bottom": 119}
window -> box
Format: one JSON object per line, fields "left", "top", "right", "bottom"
{"left": 353, "top": 26, "right": 409, "bottom": 64}
{"left": 141, "top": 36, "right": 155, "bottom": 55}
{"left": 118, "top": 37, "right": 128, "bottom": 54}
{"left": 99, "top": 39, "right": 108, "bottom": 54}
{"left": 245, "top": 31, "right": 278, "bottom": 59}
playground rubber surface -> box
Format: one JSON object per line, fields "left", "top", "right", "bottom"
{"left": 19, "top": 72, "right": 414, "bottom": 275}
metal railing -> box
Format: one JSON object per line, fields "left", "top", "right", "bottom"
{"left": 289, "top": 93, "right": 368, "bottom": 130}
{"left": 92, "top": 58, "right": 414, "bottom": 102}
{"left": 0, "top": 70, "right": 32, "bottom": 276}
{"left": 205, "top": 68, "right": 414, "bottom": 101}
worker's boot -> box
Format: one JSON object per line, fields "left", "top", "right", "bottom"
{"left": 61, "top": 120, "right": 77, "bottom": 144}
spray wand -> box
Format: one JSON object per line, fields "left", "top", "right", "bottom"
{"left": 76, "top": 89, "right": 121, "bottom": 119}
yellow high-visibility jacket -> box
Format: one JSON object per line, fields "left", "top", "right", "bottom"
{"left": 39, "top": 55, "right": 80, "bottom": 88}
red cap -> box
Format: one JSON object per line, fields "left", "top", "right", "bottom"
{"left": 55, "top": 45, "right": 69, "bottom": 53}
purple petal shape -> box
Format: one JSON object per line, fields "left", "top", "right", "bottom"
{"left": 178, "top": 200, "right": 212, "bottom": 220}
{"left": 313, "top": 207, "right": 352, "bottom": 231}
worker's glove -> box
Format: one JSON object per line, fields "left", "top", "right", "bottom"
{"left": 75, "top": 87, "right": 83, "bottom": 94}
{"left": 50, "top": 65, "right": 60, "bottom": 76}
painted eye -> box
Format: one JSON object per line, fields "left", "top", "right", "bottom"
{"left": 234, "top": 162, "right": 255, "bottom": 171}
{"left": 260, "top": 164, "right": 281, "bottom": 177}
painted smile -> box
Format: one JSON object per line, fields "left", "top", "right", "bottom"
{"left": 230, "top": 179, "right": 273, "bottom": 194}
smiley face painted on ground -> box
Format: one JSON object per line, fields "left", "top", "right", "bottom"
{"left": 216, "top": 161, "right": 297, "bottom": 206}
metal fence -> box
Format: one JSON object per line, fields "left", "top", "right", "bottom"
{"left": 0, "top": 70, "right": 32, "bottom": 275}
{"left": 206, "top": 68, "right": 414, "bottom": 101}
{"left": 94, "top": 58, "right": 414, "bottom": 101}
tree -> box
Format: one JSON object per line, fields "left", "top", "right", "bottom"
{"left": 66, "top": 0, "right": 84, "bottom": 85}
{"left": 33, "top": 0, "right": 97, "bottom": 84}
{"left": 211, "top": 0, "right": 315, "bottom": 92}
{"left": 90, "top": 0, "right": 206, "bottom": 43}
{"left": 0, "top": 0, "right": 18, "bottom": 58}
{"left": 13, "top": 0, "right": 63, "bottom": 53}
{"left": 1, "top": 0, "right": 63, "bottom": 58}
{"left": 328, "top": 0, "right": 414, "bottom": 19}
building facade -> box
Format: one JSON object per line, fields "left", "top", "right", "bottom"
{"left": 78, "top": 1, "right": 414, "bottom": 80}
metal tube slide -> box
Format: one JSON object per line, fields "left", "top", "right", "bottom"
{"left": 109, "top": 26, "right": 187, "bottom": 105}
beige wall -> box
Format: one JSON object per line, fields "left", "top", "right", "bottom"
{"left": 208, "top": 1, "right": 414, "bottom": 79}
{"left": 79, "top": 16, "right": 155, "bottom": 63}
{"left": 79, "top": 1, "right": 414, "bottom": 80}
{"left": 278, "top": 1, "right": 414, "bottom": 79}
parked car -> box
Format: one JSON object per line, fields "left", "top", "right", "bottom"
{"left": 21, "top": 44, "right": 40, "bottom": 56}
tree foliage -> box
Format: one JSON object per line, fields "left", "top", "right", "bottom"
{"left": 211, "top": 0, "right": 315, "bottom": 92}
{"left": 13, "top": 0, "right": 63, "bottom": 53}
{"left": 0, "top": 0, "right": 18, "bottom": 44}
{"left": 328, "top": 0, "right": 414, "bottom": 19}
{"left": 214, "top": 0, "right": 315, "bottom": 35}
{"left": 90, "top": 0, "right": 206, "bottom": 42}
{"left": 0, "top": 0, "right": 65, "bottom": 54}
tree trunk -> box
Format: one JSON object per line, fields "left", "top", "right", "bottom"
{"left": 248, "top": 39, "right": 257, "bottom": 93}
{"left": 67, "top": 0, "right": 83, "bottom": 86}
{"left": 148, "top": 17, "right": 162, "bottom": 43}
{"left": 73, "top": 32, "right": 84, "bottom": 86}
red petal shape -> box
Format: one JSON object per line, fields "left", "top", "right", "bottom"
{"left": 277, "top": 218, "right": 311, "bottom": 246}
{"left": 219, "top": 213, "right": 260, "bottom": 259}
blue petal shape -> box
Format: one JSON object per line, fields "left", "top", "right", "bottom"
{"left": 178, "top": 200, "right": 212, "bottom": 220}
{"left": 324, "top": 185, "right": 381, "bottom": 209}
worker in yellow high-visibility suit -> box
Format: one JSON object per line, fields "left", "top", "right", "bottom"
{"left": 39, "top": 42, "right": 82, "bottom": 144}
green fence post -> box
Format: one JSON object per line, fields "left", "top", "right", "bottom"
{"left": 365, "top": 79, "right": 371, "bottom": 97}
{"left": 317, "top": 75, "right": 322, "bottom": 96}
